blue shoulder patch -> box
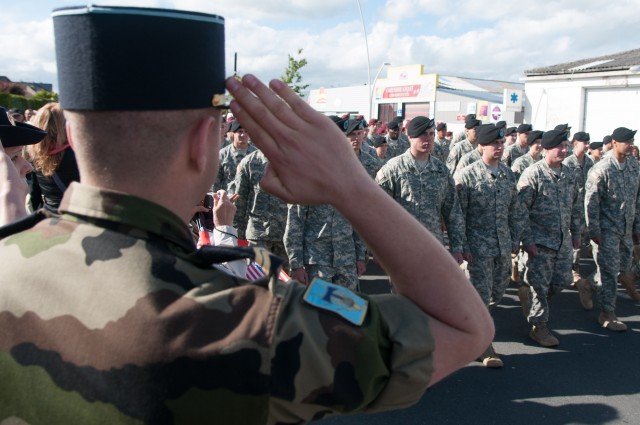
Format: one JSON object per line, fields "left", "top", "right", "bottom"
{"left": 303, "top": 278, "right": 368, "bottom": 326}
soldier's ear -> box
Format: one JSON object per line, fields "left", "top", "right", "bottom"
{"left": 187, "top": 114, "right": 217, "bottom": 174}
{"left": 66, "top": 121, "right": 74, "bottom": 150}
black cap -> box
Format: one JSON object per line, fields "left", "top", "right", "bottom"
{"left": 372, "top": 134, "right": 387, "bottom": 148}
{"left": 465, "top": 119, "right": 481, "bottom": 129}
{"left": 343, "top": 119, "right": 364, "bottom": 135}
{"left": 387, "top": 120, "right": 400, "bottom": 130}
{"left": 505, "top": 126, "right": 517, "bottom": 136}
{"left": 52, "top": 6, "right": 226, "bottom": 110}
{"left": 554, "top": 124, "right": 571, "bottom": 132}
{"left": 527, "top": 130, "right": 544, "bottom": 145}
{"left": 589, "top": 141, "right": 603, "bottom": 150}
{"left": 465, "top": 114, "right": 476, "bottom": 121}
{"left": 517, "top": 124, "right": 532, "bottom": 133}
{"left": 572, "top": 131, "right": 590, "bottom": 142}
{"left": 611, "top": 127, "right": 637, "bottom": 142}
{"left": 476, "top": 124, "right": 504, "bottom": 145}
{"left": 436, "top": 122, "right": 447, "bottom": 131}
{"left": 541, "top": 130, "right": 569, "bottom": 149}
{"left": 0, "top": 107, "right": 47, "bottom": 148}
{"left": 407, "top": 116, "right": 434, "bottom": 138}
{"left": 603, "top": 135, "right": 613, "bottom": 145}
{"left": 495, "top": 121, "right": 507, "bottom": 129}
{"left": 229, "top": 120, "right": 243, "bottom": 133}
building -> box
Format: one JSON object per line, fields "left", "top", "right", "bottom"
{"left": 307, "top": 64, "right": 524, "bottom": 133}
{"left": 523, "top": 48, "right": 640, "bottom": 140}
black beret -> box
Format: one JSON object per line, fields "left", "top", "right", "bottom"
{"left": 541, "top": 130, "right": 569, "bottom": 149}
{"left": 465, "top": 113, "right": 476, "bottom": 121}
{"left": 589, "top": 141, "right": 603, "bottom": 150}
{"left": 0, "top": 107, "right": 47, "bottom": 148}
{"left": 372, "top": 134, "right": 387, "bottom": 148}
{"left": 407, "top": 116, "right": 434, "bottom": 138}
{"left": 52, "top": 6, "right": 225, "bottom": 111}
{"left": 517, "top": 124, "right": 532, "bottom": 133}
{"left": 229, "top": 120, "right": 243, "bottom": 133}
{"left": 603, "top": 135, "right": 613, "bottom": 145}
{"left": 476, "top": 124, "right": 504, "bottom": 145}
{"left": 343, "top": 119, "right": 364, "bottom": 135}
{"left": 436, "top": 122, "right": 447, "bottom": 131}
{"left": 495, "top": 121, "right": 507, "bottom": 129}
{"left": 527, "top": 130, "right": 544, "bottom": 145}
{"left": 554, "top": 124, "right": 571, "bottom": 132}
{"left": 611, "top": 127, "right": 637, "bottom": 142}
{"left": 465, "top": 119, "right": 481, "bottom": 129}
{"left": 572, "top": 131, "right": 590, "bottom": 142}
{"left": 505, "top": 126, "right": 517, "bottom": 136}
{"left": 392, "top": 116, "right": 404, "bottom": 123}
{"left": 387, "top": 120, "right": 400, "bottom": 130}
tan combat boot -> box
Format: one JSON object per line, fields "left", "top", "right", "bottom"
{"left": 518, "top": 285, "right": 529, "bottom": 316}
{"left": 598, "top": 311, "right": 627, "bottom": 332}
{"left": 529, "top": 323, "right": 559, "bottom": 347}
{"left": 576, "top": 278, "right": 593, "bottom": 310}
{"left": 618, "top": 273, "right": 640, "bottom": 301}
{"left": 477, "top": 344, "right": 503, "bottom": 368}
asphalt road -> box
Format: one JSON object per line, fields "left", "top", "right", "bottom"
{"left": 316, "top": 257, "right": 640, "bottom": 425}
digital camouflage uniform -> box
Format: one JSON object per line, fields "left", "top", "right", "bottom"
{"left": 434, "top": 137, "right": 452, "bottom": 164}
{"left": 376, "top": 151, "right": 465, "bottom": 254}
{"left": 453, "top": 148, "right": 482, "bottom": 179}
{"left": 503, "top": 143, "right": 529, "bottom": 167}
{"left": 358, "top": 149, "right": 383, "bottom": 179}
{"left": 0, "top": 183, "right": 436, "bottom": 424}
{"left": 213, "top": 143, "right": 257, "bottom": 193}
{"left": 517, "top": 160, "right": 583, "bottom": 324}
{"left": 456, "top": 161, "right": 524, "bottom": 306}
{"left": 511, "top": 153, "right": 540, "bottom": 182}
{"left": 563, "top": 153, "right": 594, "bottom": 276}
{"left": 284, "top": 204, "right": 366, "bottom": 291}
{"left": 446, "top": 140, "right": 474, "bottom": 176}
{"left": 585, "top": 155, "right": 640, "bottom": 312}
{"left": 234, "top": 150, "right": 289, "bottom": 270}
{"left": 384, "top": 136, "right": 410, "bottom": 160}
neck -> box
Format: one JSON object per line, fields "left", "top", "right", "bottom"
{"left": 614, "top": 151, "right": 627, "bottom": 163}
{"left": 545, "top": 156, "right": 561, "bottom": 169}
{"left": 411, "top": 151, "right": 430, "bottom": 161}
{"left": 575, "top": 151, "right": 585, "bottom": 161}
{"left": 483, "top": 157, "right": 499, "bottom": 167}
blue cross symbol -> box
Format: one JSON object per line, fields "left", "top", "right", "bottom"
{"left": 510, "top": 92, "right": 519, "bottom": 103}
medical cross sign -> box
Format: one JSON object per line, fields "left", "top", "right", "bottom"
{"left": 504, "top": 89, "right": 523, "bottom": 112}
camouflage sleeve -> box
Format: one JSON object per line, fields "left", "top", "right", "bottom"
{"left": 441, "top": 174, "right": 465, "bottom": 253}
{"left": 455, "top": 170, "right": 470, "bottom": 253}
{"left": 507, "top": 173, "right": 525, "bottom": 248}
{"left": 212, "top": 151, "right": 226, "bottom": 192}
{"left": 375, "top": 165, "right": 394, "bottom": 198}
{"left": 284, "top": 204, "right": 307, "bottom": 270}
{"left": 353, "top": 229, "right": 366, "bottom": 262}
{"left": 445, "top": 147, "right": 457, "bottom": 175}
{"left": 584, "top": 170, "right": 602, "bottom": 239}
{"left": 517, "top": 169, "right": 536, "bottom": 246}
{"left": 570, "top": 173, "right": 584, "bottom": 240}
{"left": 234, "top": 158, "right": 251, "bottom": 240}
{"left": 635, "top": 176, "right": 640, "bottom": 235}
{"left": 269, "top": 282, "right": 434, "bottom": 423}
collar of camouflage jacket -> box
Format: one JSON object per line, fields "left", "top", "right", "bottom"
{"left": 59, "top": 182, "right": 195, "bottom": 252}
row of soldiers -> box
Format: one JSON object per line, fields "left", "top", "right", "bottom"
{"left": 211, "top": 112, "right": 639, "bottom": 369}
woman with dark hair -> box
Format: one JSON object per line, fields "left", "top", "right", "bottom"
{"left": 28, "top": 102, "right": 79, "bottom": 213}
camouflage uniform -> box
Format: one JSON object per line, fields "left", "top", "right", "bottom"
{"left": 0, "top": 183, "right": 436, "bottom": 424}
{"left": 503, "top": 143, "right": 529, "bottom": 167}
{"left": 456, "top": 161, "right": 523, "bottom": 306}
{"left": 358, "top": 149, "right": 383, "bottom": 179}
{"left": 446, "top": 140, "right": 474, "bottom": 176}
{"left": 213, "top": 143, "right": 257, "bottom": 193}
{"left": 234, "top": 150, "right": 289, "bottom": 270}
{"left": 517, "top": 160, "right": 583, "bottom": 324}
{"left": 376, "top": 151, "right": 465, "bottom": 254}
{"left": 563, "top": 153, "right": 594, "bottom": 277}
{"left": 434, "top": 136, "right": 452, "bottom": 163}
{"left": 453, "top": 148, "right": 482, "bottom": 179}
{"left": 585, "top": 155, "right": 640, "bottom": 312}
{"left": 284, "top": 204, "right": 366, "bottom": 291}
{"left": 511, "top": 153, "right": 540, "bottom": 182}
{"left": 385, "top": 136, "right": 410, "bottom": 160}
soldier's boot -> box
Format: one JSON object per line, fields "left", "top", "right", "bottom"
{"left": 618, "top": 273, "right": 640, "bottom": 301}
{"left": 518, "top": 285, "right": 529, "bottom": 317}
{"left": 529, "top": 323, "right": 559, "bottom": 347}
{"left": 576, "top": 278, "right": 593, "bottom": 310}
{"left": 477, "top": 344, "right": 503, "bottom": 368}
{"left": 598, "top": 311, "right": 627, "bottom": 332}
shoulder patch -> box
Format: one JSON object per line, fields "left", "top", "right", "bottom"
{"left": 303, "top": 278, "right": 368, "bottom": 326}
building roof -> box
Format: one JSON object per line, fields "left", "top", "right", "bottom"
{"left": 438, "top": 75, "right": 522, "bottom": 93}
{"left": 524, "top": 48, "right": 640, "bottom": 77}
{"left": 437, "top": 87, "right": 504, "bottom": 103}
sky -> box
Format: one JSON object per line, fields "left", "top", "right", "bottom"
{"left": 2, "top": 0, "right": 640, "bottom": 94}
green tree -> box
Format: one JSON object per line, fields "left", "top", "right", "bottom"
{"left": 281, "top": 48, "right": 309, "bottom": 97}
{"left": 32, "top": 90, "right": 59, "bottom": 103}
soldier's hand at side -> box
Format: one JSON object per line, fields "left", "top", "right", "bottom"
{"left": 452, "top": 252, "right": 464, "bottom": 265}
{"left": 524, "top": 244, "right": 538, "bottom": 257}
{"left": 591, "top": 235, "right": 602, "bottom": 246}
{"left": 225, "top": 75, "right": 369, "bottom": 206}
{"left": 633, "top": 233, "right": 640, "bottom": 245}
{"left": 356, "top": 260, "right": 366, "bottom": 276}
{"left": 462, "top": 252, "right": 473, "bottom": 264}
{"left": 212, "top": 191, "right": 238, "bottom": 227}
{"left": 291, "top": 267, "right": 309, "bottom": 285}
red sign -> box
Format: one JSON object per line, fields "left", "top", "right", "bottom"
{"left": 382, "top": 84, "right": 421, "bottom": 99}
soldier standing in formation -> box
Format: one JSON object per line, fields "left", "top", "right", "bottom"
{"left": 384, "top": 119, "right": 410, "bottom": 160}
{"left": 446, "top": 115, "right": 481, "bottom": 175}
{"left": 585, "top": 127, "right": 640, "bottom": 331}
{"left": 517, "top": 130, "right": 583, "bottom": 347}
{"left": 455, "top": 124, "right": 523, "bottom": 368}
{"left": 213, "top": 120, "right": 256, "bottom": 193}
{"left": 502, "top": 123, "right": 532, "bottom": 167}
{"left": 433, "top": 122, "right": 451, "bottom": 163}
{"left": 510, "top": 130, "right": 544, "bottom": 181}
